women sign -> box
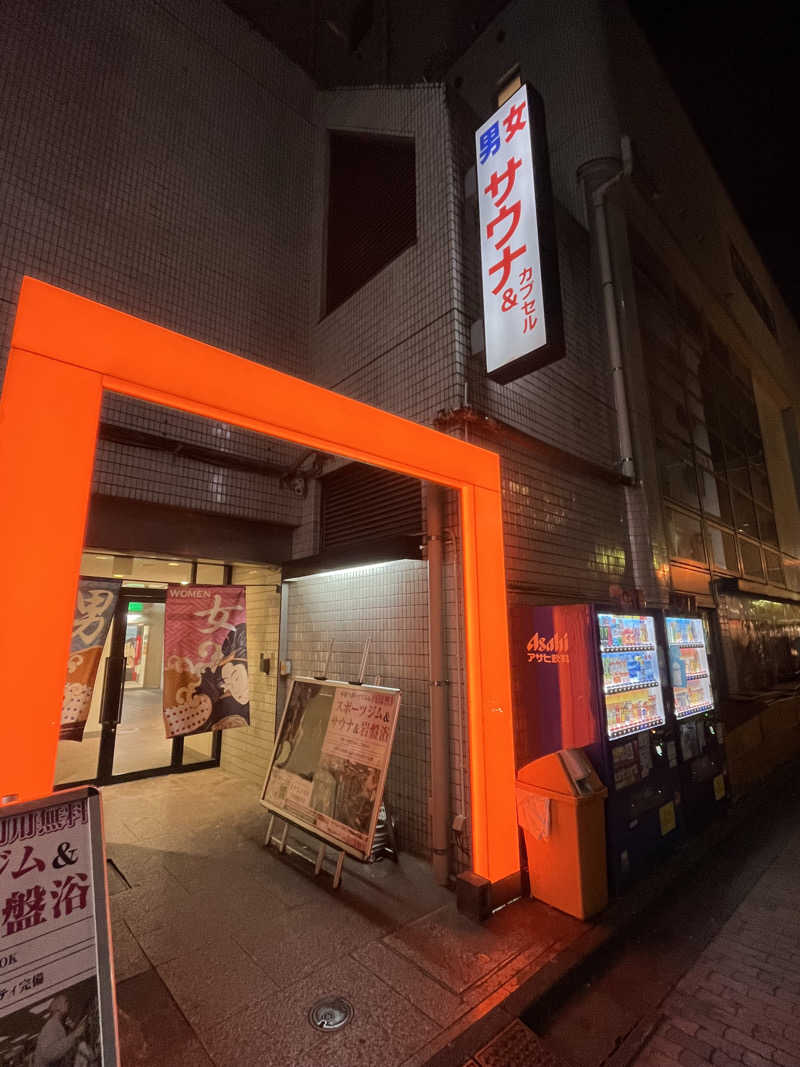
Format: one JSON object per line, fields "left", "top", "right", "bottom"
{"left": 162, "top": 585, "right": 250, "bottom": 738}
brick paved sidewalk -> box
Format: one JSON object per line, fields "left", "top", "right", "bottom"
{"left": 634, "top": 821, "right": 800, "bottom": 1067}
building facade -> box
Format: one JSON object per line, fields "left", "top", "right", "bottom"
{"left": 1, "top": 0, "right": 798, "bottom": 891}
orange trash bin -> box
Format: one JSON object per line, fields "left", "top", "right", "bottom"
{"left": 516, "top": 748, "right": 608, "bottom": 920}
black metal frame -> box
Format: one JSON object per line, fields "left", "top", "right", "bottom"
{"left": 57, "top": 585, "right": 221, "bottom": 791}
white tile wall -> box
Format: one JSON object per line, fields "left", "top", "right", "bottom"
{"left": 284, "top": 561, "right": 433, "bottom": 857}
{"left": 308, "top": 85, "right": 465, "bottom": 423}
{"left": 0, "top": 0, "right": 315, "bottom": 523}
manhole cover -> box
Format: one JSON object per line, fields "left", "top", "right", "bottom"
{"left": 308, "top": 996, "right": 354, "bottom": 1032}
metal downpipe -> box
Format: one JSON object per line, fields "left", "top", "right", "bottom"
{"left": 426, "top": 484, "right": 450, "bottom": 886}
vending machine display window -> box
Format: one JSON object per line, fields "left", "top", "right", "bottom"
{"left": 597, "top": 613, "right": 666, "bottom": 740}
{"left": 665, "top": 616, "right": 714, "bottom": 719}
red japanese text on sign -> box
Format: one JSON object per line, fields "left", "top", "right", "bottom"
{"left": 475, "top": 84, "right": 549, "bottom": 378}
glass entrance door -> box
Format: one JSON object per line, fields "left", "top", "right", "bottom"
{"left": 55, "top": 588, "right": 220, "bottom": 787}
{"left": 108, "top": 599, "right": 173, "bottom": 776}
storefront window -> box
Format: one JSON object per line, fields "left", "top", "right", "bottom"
{"left": 666, "top": 509, "right": 706, "bottom": 564}
{"left": 196, "top": 562, "right": 225, "bottom": 584}
{"left": 80, "top": 553, "right": 192, "bottom": 585}
{"left": 717, "top": 591, "right": 800, "bottom": 691}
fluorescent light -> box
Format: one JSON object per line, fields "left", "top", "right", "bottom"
{"left": 285, "top": 561, "right": 401, "bottom": 582}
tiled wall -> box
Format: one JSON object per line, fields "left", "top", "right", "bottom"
{"left": 0, "top": 0, "right": 315, "bottom": 519}
{"left": 283, "top": 561, "right": 433, "bottom": 858}
{"left": 308, "top": 85, "right": 465, "bottom": 424}
{"left": 446, "top": 0, "right": 621, "bottom": 226}
{"left": 219, "top": 565, "right": 283, "bottom": 784}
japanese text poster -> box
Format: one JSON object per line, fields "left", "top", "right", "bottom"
{"left": 0, "top": 789, "right": 118, "bottom": 1064}
{"left": 261, "top": 680, "right": 401, "bottom": 859}
{"left": 163, "top": 585, "right": 250, "bottom": 738}
{"left": 61, "top": 579, "right": 121, "bottom": 741}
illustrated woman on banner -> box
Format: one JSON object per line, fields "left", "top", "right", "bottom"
{"left": 192, "top": 623, "right": 250, "bottom": 731}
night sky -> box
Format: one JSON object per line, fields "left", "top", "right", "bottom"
{"left": 629, "top": 0, "right": 799, "bottom": 325}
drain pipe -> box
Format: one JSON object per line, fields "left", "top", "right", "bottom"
{"left": 584, "top": 148, "right": 636, "bottom": 481}
{"left": 425, "top": 484, "right": 450, "bottom": 886}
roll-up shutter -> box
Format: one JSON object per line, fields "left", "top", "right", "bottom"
{"left": 320, "top": 464, "right": 423, "bottom": 550}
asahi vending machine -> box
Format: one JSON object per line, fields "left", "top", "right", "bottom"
{"left": 662, "top": 613, "right": 727, "bottom": 829}
{"left": 511, "top": 604, "right": 684, "bottom": 893}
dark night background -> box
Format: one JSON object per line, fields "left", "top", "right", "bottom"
{"left": 629, "top": 0, "right": 799, "bottom": 324}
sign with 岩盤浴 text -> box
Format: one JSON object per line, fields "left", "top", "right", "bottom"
{"left": 0, "top": 788, "right": 118, "bottom": 1064}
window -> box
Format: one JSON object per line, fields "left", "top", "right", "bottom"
{"left": 764, "top": 549, "right": 784, "bottom": 586}
{"left": 785, "top": 559, "right": 800, "bottom": 593}
{"left": 325, "top": 131, "right": 416, "bottom": 314}
{"left": 657, "top": 437, "right": 699, "bottom": 509}
{"left": 706, "top": 525, "right": 739, "bottom": 573}
{"left": 635, "top": 234, "right": 781, "bottom": 580}
{"left": 739, "top": 538, "right": 765, "bottom": 580}
{"left": 732, "top": 489, "right": 758, "bottom": 539}
{"left": 666, "top": 509, "right": 706, "bottom": 565}
{"left": 757, "top": 506, "right": 778, "bottom": 547}
{"left": 730, "top": 242, "right": 777, "bottom": 338}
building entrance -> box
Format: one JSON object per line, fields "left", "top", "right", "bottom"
{"left": 55, "top": 586, "right": 219, "bottom": 789}
{"left": 1, "top": 276, "right": 517, "bottom": 890}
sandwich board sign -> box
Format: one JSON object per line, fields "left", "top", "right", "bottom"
{"left": 261, "top": 678, "right": 401, "bottom": 860}
{"left": 0, "top": 787, "right": 118, "bottom": 1064}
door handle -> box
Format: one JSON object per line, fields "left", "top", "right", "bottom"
{"left": 100, "top": 656, "right": 127, "bottom": 724}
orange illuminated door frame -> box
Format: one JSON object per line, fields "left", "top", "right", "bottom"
{"left": 0, "top": 277, "right": 517, "bottom": 886}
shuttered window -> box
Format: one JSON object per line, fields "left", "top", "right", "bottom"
{"left": 325, "top": 131, "right": 416, "bottom": 314}
{"left": 321, "top": 464, "right": 423, "bottom": 550}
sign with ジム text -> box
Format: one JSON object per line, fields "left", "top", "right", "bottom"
{"left": 261, "top": 678, "right": 401, "bottom": 860}
{"left": 0, "top": 788, "right": 118, "bottom": 1064}
{"left": 475, "top": 84, "right": 563, "bottom": 383}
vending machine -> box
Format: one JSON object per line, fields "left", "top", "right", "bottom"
{"left": 511, "top": 604, "right": 684, "bottom": 895}
{"left": 662, "top": 614, "right": 727, "bottom": 828}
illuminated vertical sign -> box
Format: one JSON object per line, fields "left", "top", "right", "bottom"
{"left": 475, "top": 84, "right": 563, "bottom": 383}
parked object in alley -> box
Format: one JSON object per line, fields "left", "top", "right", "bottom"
{"left": 0, "top": 787, "right": 118, "bottom": 1064}
{"left": 517, "top": 748, "right": 608, "bottom": 919}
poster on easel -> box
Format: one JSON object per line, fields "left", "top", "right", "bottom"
{"left": 0, "top": 787, "right": 119, "bottom": 1065}
{"left": 260, "top": 678, "right": 401, "bottom": 860}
